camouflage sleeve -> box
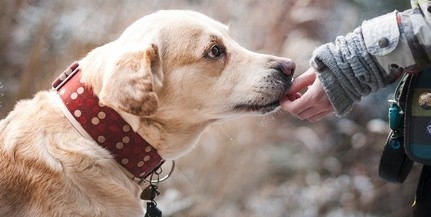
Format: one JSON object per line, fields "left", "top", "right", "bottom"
{"left": 398, "top": 0, "right": 431, "bottom": 69}
{"left": 310, "top": 1, "right": 431, "bottom": 116}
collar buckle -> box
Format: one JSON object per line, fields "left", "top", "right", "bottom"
{"left": 52, "top": 61, "right": 80, "bottom": 91}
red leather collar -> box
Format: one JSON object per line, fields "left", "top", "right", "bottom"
{"left": 52, "top": 62, "right": 164, "bottom": 180}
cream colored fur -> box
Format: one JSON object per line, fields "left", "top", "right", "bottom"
{"left": 0, "top": 10, "right": 294, "bottom": 217}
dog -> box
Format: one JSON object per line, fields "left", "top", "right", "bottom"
{"left": 0, "top": 10, "right": 294, "bottom": 217}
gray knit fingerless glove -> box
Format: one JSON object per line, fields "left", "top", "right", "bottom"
{"left": 310, "top": 27, "right": 388, "bottom": 116}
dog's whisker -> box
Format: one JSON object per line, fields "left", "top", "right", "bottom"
{"left": 218, "top": 123, "right": 234, "bottom": 141}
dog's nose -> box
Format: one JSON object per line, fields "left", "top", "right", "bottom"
{"left": 278, "top": 60, "right": 296, "bottom": 76}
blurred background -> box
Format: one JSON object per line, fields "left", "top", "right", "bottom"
{"left": 0, "top": 0, "right": 419, "bottom": 216}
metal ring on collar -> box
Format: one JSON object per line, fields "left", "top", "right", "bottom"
{"left": 146, "top": 160, "right": 175, "bottom": 184}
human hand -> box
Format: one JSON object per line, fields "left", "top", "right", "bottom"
{"left": 281, "top": 67, "right": 334, "bottom": 122}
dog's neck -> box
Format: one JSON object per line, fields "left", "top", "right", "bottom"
{"left": 52, "top": 62, "right": 164, "bottom": 181}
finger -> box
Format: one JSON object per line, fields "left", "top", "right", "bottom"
{"left": 307, "top": 110, "right": 334, "bottom": 122}
{"left": 286, "top": 68, "right": 316, "bottom": 94}
{"left": 296, "top": 106, "right": 320, "bottom": 120}
{"left": 279, "top": 92, "right": 301, "bottom": 107}
{"left": 280, "top": 98, "right": 311, "bottom": 117}
{"left": 296, "top": 105, "right": 332, "bottom": 121}
{"left": 285, "top": 92, "right": 301, "bottom": 101}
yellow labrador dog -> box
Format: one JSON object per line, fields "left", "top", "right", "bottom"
{"left": 0, "top": 10, "right": 294, "bottom": 217}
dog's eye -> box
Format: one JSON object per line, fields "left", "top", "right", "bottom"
{"left": 208, "top": 45, "right": 224, "bottom": 58}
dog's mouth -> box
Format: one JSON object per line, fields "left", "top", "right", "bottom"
{"left": 228, "top": 65, "right": 294, "bottom": 115}
{"left": 233, "top": 99, "right": 281, "bottom": 114}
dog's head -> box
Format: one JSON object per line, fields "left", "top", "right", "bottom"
{"left": 80, "top": 10, "right": 294, "bottom": 158}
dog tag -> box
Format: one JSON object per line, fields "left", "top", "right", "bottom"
{"left": 140, "top": 184, "right": 160, "bottom": 201}
{"left": 140, "top": 185, "right": 154, "bottom": 201}
{"left": 145, "top": 201, "right": 162, "bottom": 217}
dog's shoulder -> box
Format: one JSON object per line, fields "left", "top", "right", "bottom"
{"left": 0, "top": 91, "right": 144, "bottom": 216}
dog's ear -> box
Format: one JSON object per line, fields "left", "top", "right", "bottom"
{"left": 99, "top": 44, "right": 162, "bottom": 117}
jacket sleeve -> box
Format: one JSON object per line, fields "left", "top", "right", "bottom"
{"left": 311, "top": 1, "right": 431, "bottom": 116}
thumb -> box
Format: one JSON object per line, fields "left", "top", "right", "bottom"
{"left": 286, "top": 67, "right": 317, "bottom": 94}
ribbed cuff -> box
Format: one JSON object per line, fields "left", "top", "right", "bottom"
{"left": 317, "top": 67, "right": 355, "bottom": 116}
